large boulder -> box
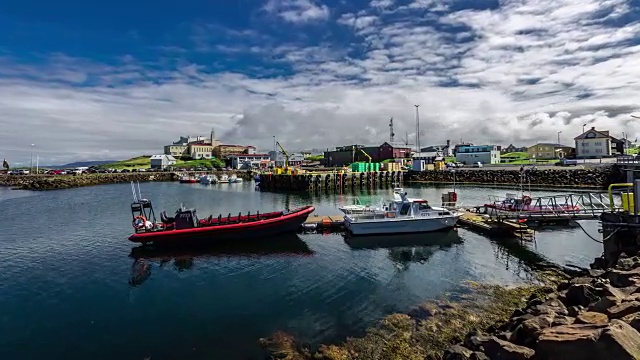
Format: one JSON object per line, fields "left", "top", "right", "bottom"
{"left": 608, "top": 268, "right": 640, "bottom": 288}
{"left": 607, "top": 301, "right": 640, "bottom": 319}
{"left": 472, "top": 336, "right": 535, "bottom": 360}
{"left": 510, "top": 314, "right": 554, "bottom": 348}
{"left": 444, "top": 345, "right": 473, "bottom": 360}
{"left": 536, "top": 320, "right": 640, "bottom": 360}
{"left": 575, "top": 311, "right": 609, "bottom": 325}
{"left": 564, "top": 284, "right": 601, "bottom": 307}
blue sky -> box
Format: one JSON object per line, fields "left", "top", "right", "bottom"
{"left": 1, "top": 0, "right": 639, "bottom": 164}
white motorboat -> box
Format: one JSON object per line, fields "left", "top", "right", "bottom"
{"left": 218, "top": 174, "right": 230, "bottom": 183}
{"left": 344, "top": 190, "right": 460, "bottom": 235}
{"left": 199, "top": 174, "right": 218, "bottom": 185}
{"left": 229, "top": 174, "right": 243, "bottom": 183}
{"left": 339, "top": 188, "right": 404, "bottom": 215}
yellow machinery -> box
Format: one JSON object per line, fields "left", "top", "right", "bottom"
{"left": 357, "top": 148, "right": 372, "bottom": 163}
{"left": 608, "top": 183, "right": 634, "bottom": 212}
{"left": 275, "top": 141, "right": 295, "bottom": 175}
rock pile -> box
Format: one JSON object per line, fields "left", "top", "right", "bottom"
{"left": 443, "top": 255, "right": 640, "bottom": 360}
{"left": 0, "top": 173, "right": 176, "bottom": 190}
{"left": 409, "top": 167, "right": 622, "bottom": 188}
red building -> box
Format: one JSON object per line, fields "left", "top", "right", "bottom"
{"left": 324, "top": 142, "right": 412, "bottom": 166}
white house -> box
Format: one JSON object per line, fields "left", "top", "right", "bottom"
{"left": 228, "top": 154, "right": 271, "bottom": 169}
{"left": 149, "top": 155, "right": 176, "bottom": 169}
{"left": 455, "top": 145, "right": 501, "bottom": 165}
{"left": 574, "top": 127, "right": 624, "bottom": 158}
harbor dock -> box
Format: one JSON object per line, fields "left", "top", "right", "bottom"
{"left": 259, "top": 171, "right": 405, "bottom": 192}
{"left": 301, "top": 212, "right": 536, "bottom": 239}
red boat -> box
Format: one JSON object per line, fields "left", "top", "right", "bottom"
{"left": 128, "top": 195, "right": 315, "bottom": 244}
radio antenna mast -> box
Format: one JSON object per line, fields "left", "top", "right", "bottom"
{"left": 389, "top": 117, "right": 395, "bottom": 143}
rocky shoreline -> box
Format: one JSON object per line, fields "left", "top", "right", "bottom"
{"left": 0, "top": 171, "right": 255, "bottom": 190}
{"left": 442, "top": 254, "right": 640, "bottom": 360}
{"left": 408, "top": 166, "right": 624, "bottom": 189}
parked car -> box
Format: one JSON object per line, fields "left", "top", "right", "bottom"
{"left": 472, "top": 162, "right": 483, "bottom": 168}
{"left": 555, "top": 158, "right": 577, "bottom": 166}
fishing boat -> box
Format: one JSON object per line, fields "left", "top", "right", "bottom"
{"left": 338, "top": 189, "right": 402, "bottom": 214}
{"left": 127, "top": 182, "right": 314, "bottom": 244}
{"left": 218, "top": 174, "right": 230, "bottom": 183}
{"left": 344, "top": 190, "right": 460, "bottom": 235}
{"left": 179, "top": 174, "right": 198, "bottom": 183}
{"left": 199, "top": 174, "right": 217, "bottom": 185}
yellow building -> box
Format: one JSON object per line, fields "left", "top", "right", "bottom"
{"left": 164, "top": 145, "right": 188, "bottom": 158}
{"left": 527, "top": 143, "right": 575, "bottom": 160}
{"left": 188, "top": 143, "right": 214, "bottom": 159}
{"left": 213, "top": 144, "right": 254, "bottom": 159}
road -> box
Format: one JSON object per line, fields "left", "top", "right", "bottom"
{"left": 453, "top": 163, "right": 613, "bottom": 171}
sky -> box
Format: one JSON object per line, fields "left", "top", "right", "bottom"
{"left": 1, "top": 0, "right": 640, "bottom": 165}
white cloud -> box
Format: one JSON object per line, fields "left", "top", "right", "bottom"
{"left": 2, "top": 0, "right": 640, "bottom": 165}
{"left": 263, "top": 0, "right": 330, "bottom": 23}
{"left": 370, "top": 0, "right": 394, "bottom": 8}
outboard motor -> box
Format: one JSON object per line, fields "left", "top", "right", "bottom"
{"left": 174, "top": 209, "right": 198, "bottom": 230}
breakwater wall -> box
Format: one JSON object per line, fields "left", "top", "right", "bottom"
{"left": 0, "top": 170, "right": 253, "bottom": 190}
{"left": 408, "top": 166, "right": 624, "bottom": 189}
{"left": 258, "top": 171, "right": 404, "bottom": 192}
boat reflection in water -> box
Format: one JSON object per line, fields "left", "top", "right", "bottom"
{"left": 128, "top": 234, "right": 314, "bottom": 286}
{"left": 343, "top": 229, "right": 463, "bottom": 270}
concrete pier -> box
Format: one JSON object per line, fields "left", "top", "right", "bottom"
{"left": 258, "top": 171, "right": 405, "bottom": 192}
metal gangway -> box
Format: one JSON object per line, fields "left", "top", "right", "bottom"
{"left": 485, "top": 191, "right": 626, "bottom": 221}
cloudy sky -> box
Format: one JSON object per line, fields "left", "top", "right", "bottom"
{"left": 1, "top": 0, "right": 639, "bottom": 165}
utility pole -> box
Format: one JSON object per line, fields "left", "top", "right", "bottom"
{"left": 414, "top": 105, "right": 420, "bottom": 154}
{"left": 272, "top": 136, "right": 276, "bottom": 167}
{"left": 30, "top": 144, "right": 35, "bottom": 173}
{"left": 557, "top": 131, "right": 562, "bottom": 145}
{"left": 389, "top": 117, "right": 395, "bottom": 143}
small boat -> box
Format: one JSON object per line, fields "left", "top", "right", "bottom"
{"left": 344, "top": 190, "right": 460, "bottom": 235}
{"left": 199, "top": 174, "right": 217, "bottom": 185}
{"left": 339, "top": 189, "right": 402, "bottom": 214}
{"left": 127, "top": 182, "right": 314, "bottom": 244}
{"left": 484, "top": 193, "right": 580, "bottom": 216}
{"left": 218, "top": 174, "right": 230, "bottom": 183}
{"left": 179, "top": 174, "right": 198, "bottom": 183}
{"left": 229, "top": 174, "right": 243, "bottom": 183}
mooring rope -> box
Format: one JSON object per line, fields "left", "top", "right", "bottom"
{"left": 571, "top": 219, "right": 620, "bottom": 244}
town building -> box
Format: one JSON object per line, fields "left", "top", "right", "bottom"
{"left": 527, "top": 143, "right": 575, "bottom": 160}
{"left": 455, "top": 145, "right": 501, "bottom": 165}
{"left": 228, "top": 154, "right": 271, "bottom": 170}
{"left": 164, "top": 128, "right": 221, "bottom": 159}
{"left": 501, "top": 144, "right": 527, "bottom": 154}
{"left": 213, "top": 144, "right": 256, "bottom": 159}
{"left": 420, "top": 140, "right": 454, "bottom": 157}
{"left": 323, "top": 142, "right": 412, "bottom": 167}
{"left": 453, "top": 142, "right": 474, "bottom": 155}
{"left": 268, "top": 151, "right": 305, "bottom": 167}
{"left": 574, "top": 127, "right": 624, "bottom": 158}
{"left": 149, "top": 154, "right": 176, "bottom": 169}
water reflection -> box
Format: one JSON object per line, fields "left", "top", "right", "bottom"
{"left": 344, "top": 230, "right": 463, "bottom": 270}
{"left": 128, "top": 234, "right": 314, "bottom": 286}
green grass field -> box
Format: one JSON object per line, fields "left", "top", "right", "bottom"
{"left": 99, "top": 156, "right": 225, "bottom": 170}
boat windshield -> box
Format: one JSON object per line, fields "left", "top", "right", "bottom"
{"left": 417, "top": 203, "right": 431, "bottom": 211}
{"left": 399, "top": 203, "right": 411, "bottom": 215}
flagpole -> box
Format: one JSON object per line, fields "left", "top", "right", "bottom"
{"left": 36, "top": 155, "right": 39, "bottom": 175}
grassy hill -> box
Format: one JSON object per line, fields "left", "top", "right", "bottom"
{"left": 99, "top": 156, "right": 225, "bottom": 170}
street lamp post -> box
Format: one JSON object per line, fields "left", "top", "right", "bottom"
{"left": 557, "top": 131, "right": 562, "bottom": 145}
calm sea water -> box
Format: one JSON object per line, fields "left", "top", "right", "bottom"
{"left": 0, "top": 182, "right": 603, "bottom": 359}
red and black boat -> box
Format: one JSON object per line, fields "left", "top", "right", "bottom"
{"left": 128, "top": 183, "right": 314, "bottom": 244}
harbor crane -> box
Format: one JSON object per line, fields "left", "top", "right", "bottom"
{"left": 276, "top": 141, "right": 289, "bottom": 170}
{"left": 358, "top": 147, "right": 372, "bottom": 163}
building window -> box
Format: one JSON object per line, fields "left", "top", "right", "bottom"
{"left": 595, "top": 148, "right": 602, "bottom": 153}
{"left": 582, "top": 142, "right": 588, "bottom": 146}
{"left": 594, "top": 142, "right": 602, "bottom": 146}
{"left": 584, "top": 149, "right": 590, "bottom": 154}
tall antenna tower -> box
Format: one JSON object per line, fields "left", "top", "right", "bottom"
{"left": 389, "top": 117, "right": 395, "bottom": 143}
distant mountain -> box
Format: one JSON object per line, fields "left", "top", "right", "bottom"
{"left": 52, "top": 160, "right": 117, "bottom": 168}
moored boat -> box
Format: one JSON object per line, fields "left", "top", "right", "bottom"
{"left": 179, "top": 174, "right": 198, "bottom": 183}
{"left": 344, "top": 190, "right": 460, "bottom": 235}
{"left": 128, "top": 182, "right": 314, "bottom": 244}
{"left": 229, "top": 174, "right": 243, "bottom": 183}
{"left": 199, "top": 174, "right": 218, "bottom": 185}
{"left": 218, "top": 174, "right": 230, "bottom": 183}
{"left": 484, "top": 193, "right": 580, "bottom": 216}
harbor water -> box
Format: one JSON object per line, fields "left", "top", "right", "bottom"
{"left": 0, "top": 182, "right": 603, "bottom": 359}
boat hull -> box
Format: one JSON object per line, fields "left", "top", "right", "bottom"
{"left": 344, "top": 214, "right": 460, "bottom": 235}
{"left": 128, "top": 206, "right": 315, "bottom": 244}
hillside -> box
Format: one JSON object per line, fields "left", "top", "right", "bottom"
{"left": 99, "top": 156, "right": 225, "bottom": 169}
